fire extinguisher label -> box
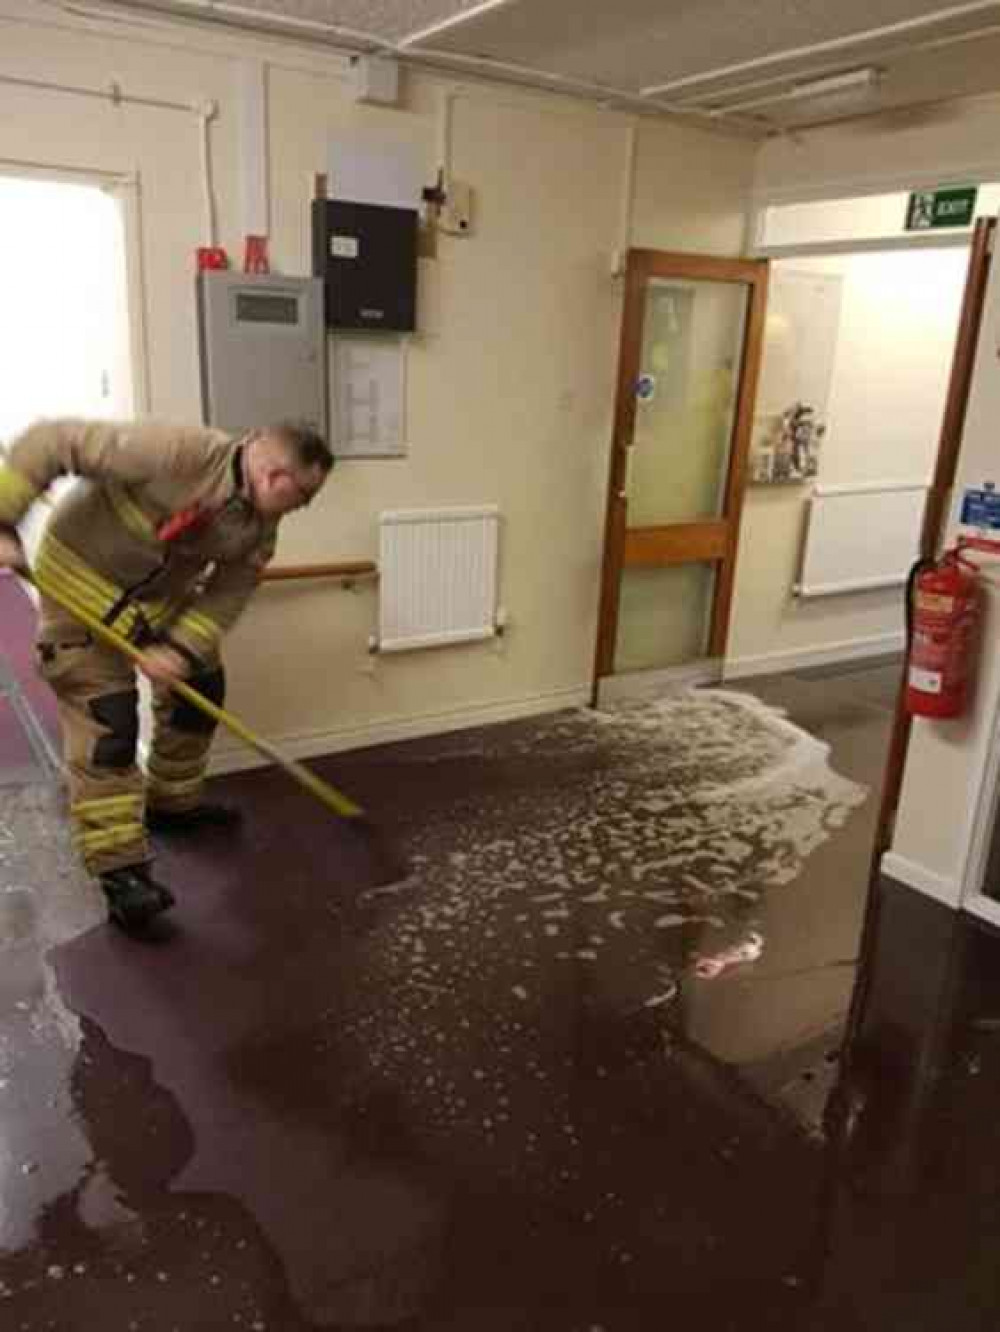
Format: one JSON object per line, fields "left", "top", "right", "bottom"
{"left": 909, "top": 665, "right": 943, "bottom": 695}
{"left": 915, "top": 591, "right": 954, "bottom": 615}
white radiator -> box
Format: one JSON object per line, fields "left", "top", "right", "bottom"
{"left": 797, "top": 480, "right": 928, "bottom": 598}
{"left": 377, "top": 506, "right": 501, "bottom": 653}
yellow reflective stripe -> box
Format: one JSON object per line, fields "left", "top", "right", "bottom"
{"left": 146, "top": 775, "right": 204, "bottom": 798}
{"left": 38, "top": 536, "right": 170, "bottom": 635}
{"left": 180, "top": 608, "right": 219, "bottom": 637}
{"left": 146, "top": 753, "right": 206, "bottom": 777}
{"left": 0, "top": 464, "right": 39, "bottom": 520}
{"left": 134, "top": 595, "right": 171, "bottom": 629}
{"left": 147, "top": 766, "right": 204, "bottom": 784}
{"left": 38, "top": 543, "right": 142, "bottom": 639}
{"left": 77, "top": 821, "right": 145, "bottom": 843}
{"left": 39, "top": 555, "right": 126, "bottom": 623}
{"left": 41, "top": 535, "right": 122, "bottom": 601}
{"left": 175, "top": 609, "right": 220, "bottom": 647}
{"left": 106, "top": 483, "right": 159, "bottom": 545}
{"left": 73, "top": 795, "right": 142, "bottom": 814}
{"left": 75, "top": 822, "right": 146, "bottom": 853}
{"left": 76, "top": 821, "right": 142, "bottom": 842}
{"left": 148, "top": 596, "right": 184, "bottom": 629}
{"left": 72, "top": 795, "right": 144, "bottom": 820}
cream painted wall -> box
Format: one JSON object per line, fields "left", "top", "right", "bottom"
{"left": 0, "top": 0, "right": 754, "bottom": 754}
{"left": 889, "top": 242, "right": 1000, "bottom": 906}
{"left": 755, "top": 94, "right": 1000, "bottom": 203}
{"left": 817, "top": 250, "right": 966, "bottom": 486}
{"left": 726, "top": 248, "right": 967, "bottom": 676}
{"left": 751, "top": 92, "right": 1000, "bottom": 909}
{"left": 632, "top": 118, "right": 753, "bottom": 253}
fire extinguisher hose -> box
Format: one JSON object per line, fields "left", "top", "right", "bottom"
{"left": 904, "top": 556, "right": 935, "bottom": 655}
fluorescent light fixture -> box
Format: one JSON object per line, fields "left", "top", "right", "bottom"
{"left": 397, "top": 0, "right": 513, "bottom": 49}
{"left": 707, "top": 65, "right": 883, "bottom": 116}
{"left": 789, "top": 66, "right": 882, "bottom": 99}
{"left": 641, "top": 0, "right": 1000, "bottom": 95}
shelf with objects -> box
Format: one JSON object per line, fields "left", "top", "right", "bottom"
{"left": 750, "top": 401, "right": 827, "bottom": 486}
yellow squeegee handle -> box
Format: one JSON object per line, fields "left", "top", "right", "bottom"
{"left": 24, "top": 568, "right": 364, "bottom": 822}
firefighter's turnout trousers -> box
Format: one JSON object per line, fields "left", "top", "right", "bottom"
{"left": 39, "top": 599, "right": 226, "bottom": 875}
{"left": 0, "top": 419, "right": 279, "bottom": 877}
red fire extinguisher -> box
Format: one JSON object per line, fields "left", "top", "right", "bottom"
{"left": 904, "top": 546, "right": 980, "bottom": 719}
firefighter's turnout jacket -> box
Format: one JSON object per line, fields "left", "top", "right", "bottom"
{"left": 0, "top": 419, "right": 277, "bottom": 873}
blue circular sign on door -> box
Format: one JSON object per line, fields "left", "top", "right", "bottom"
{"left": 636, "top": 373, "right": 656, "bottom": 402}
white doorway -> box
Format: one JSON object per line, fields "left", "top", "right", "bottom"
{"left": 0, "top": 170, "right": 136, "bottom": 437}
{"left": 0, "top": 170, "right": 137, "bottom": 781}
{"left": 727, "top": 188, "right": 989, "bottom": 681}
{"left": 0, "top": 170, "right": 137, "bottom": 550}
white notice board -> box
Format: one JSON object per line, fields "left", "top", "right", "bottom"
{"left": 757, "top": 269, "right": 844, "bottom": 418}
{"left": 330, "top": 334, "right": 407, "bottom": 458}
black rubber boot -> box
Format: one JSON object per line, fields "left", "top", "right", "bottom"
{"left": 146, "top": 802, "right": 243, "bottom": 835}
{"left": 100, "top": 865, "right": 175, "bottom": 937}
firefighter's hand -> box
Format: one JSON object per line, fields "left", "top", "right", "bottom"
{"left": 0, "top": 528, "right": 26, "bottom": 571}
{"left": 139, "top": 645, "right": 191, "bottom": 688}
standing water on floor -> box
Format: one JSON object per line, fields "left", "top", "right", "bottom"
{"left": 0, "top": 683, "right": 885, "bottom": 1330}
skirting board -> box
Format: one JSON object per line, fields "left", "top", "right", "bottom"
{"left": 881, "top": 851, "right": 961, "bottom": 910}
{"left": 724, "top": 632, "right": 905, "bottom": 682}
{"left": 963, "top": 893, "right": 1000, "bottom": 932}
{"left": 202, "top": 683, "right": 591, "bottom": 776}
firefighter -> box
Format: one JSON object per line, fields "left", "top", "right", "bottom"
{"left": 0, "top": 419, "right": 333, "bottom": 935}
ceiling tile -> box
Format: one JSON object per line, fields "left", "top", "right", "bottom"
{"left": 418, "top": 0, "right": 998, "bottom": 96}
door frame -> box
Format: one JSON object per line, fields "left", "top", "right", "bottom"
{"left": 592, "top": 248, "right": 770, "bottom": 699}
{"left": 872, "top": 216, "right": 995, "bottom": 860}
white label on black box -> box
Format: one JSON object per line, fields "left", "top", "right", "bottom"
{"left": 331, "top": 235, "right": 359, "bottom": 259}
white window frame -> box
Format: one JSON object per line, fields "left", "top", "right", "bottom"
{"left": 0, "top": 157, "right": 149, "bottom": 419}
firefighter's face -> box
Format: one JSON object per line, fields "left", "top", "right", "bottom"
{"left": 255, "top": 464, "right": 325, "bottom": 516}
{"left": 248, "top": 437, "right": 327, "bottom": 516}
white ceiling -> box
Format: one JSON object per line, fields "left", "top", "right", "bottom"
{"left": 99, "top": 0, "right": 1000, "bottom": 132}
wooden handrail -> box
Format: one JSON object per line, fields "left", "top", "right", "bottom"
{"left": 263, "top": 560, "right": 378, "bottom": 583}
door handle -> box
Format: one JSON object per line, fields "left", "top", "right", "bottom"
{"left": 618, "top": 447, "right": 634, "bottom": 501}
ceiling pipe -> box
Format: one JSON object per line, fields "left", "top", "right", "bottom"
{"left": 709, "top": 66, "right": 884, "bottom": 117}
{"left": 54, "top": 0, "right": 763, "bottom": 132}
{"left": 641, "top": 0, "right": 1000, "bottom": 96}
{"left": 0, "top": 66, "right": 194, "bottom": 111}
{"left": 671, "top": 18, "right": 1000, "bottom": 110}
{"left": 71, "top": 0, "right": 403, "bottom": 53}
{"left": 410, "top": 42, "right": 737, "bottom": 123}
{"left": 396, "top": 0, "right": 513, "bottom": 50}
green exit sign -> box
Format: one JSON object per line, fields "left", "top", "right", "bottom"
{"left": 906, "top": 186, "right": 978, "bottom": 231}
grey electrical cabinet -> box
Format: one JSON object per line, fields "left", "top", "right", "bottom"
{"left": 196, "top": 271, "right": 328, "bottom": 437}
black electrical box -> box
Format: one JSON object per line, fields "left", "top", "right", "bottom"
{"left": 311, "top": 199, "right": 418, "bottom": 333}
